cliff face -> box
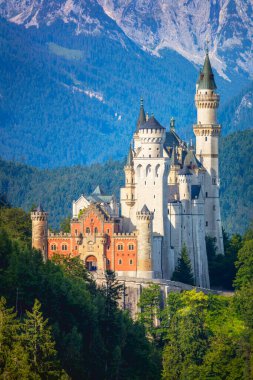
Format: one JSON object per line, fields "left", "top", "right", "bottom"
{"left": 1, "top": 0, "right": 253, "bottom": 79}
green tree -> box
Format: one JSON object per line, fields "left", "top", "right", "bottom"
{"left": 21, "top": 299, "right": 67, "bottom": 379}
{"left": 162, "top": 290, "right": 210, "bottom": 380}
{"left": 171, "top": 245, "right": 194, "bottom": 285}
{"left": 138, "top": 284, "right": 163, "bottom": 343}
{"left": 234, "top": 239, "right": 253, "bottom": 289}
{"left": 59, "top": 216, "right": 71, "bottom": 233}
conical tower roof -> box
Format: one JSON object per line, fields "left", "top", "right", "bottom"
{"left": 198, "top": 52, "right": 217, "bottom": 90}
{"left": 126, "top": 145, "right": 133, "bottom": 166}
{"left": 136, "top": 97, "right": 146, "bottom": 132}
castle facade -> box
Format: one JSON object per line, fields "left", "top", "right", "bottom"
{"left": 31, "top": 52, "right": 224, "bottom": 289}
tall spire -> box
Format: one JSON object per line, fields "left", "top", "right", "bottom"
{"left": 136, "top": 97, "right": 146, "bottom": 132}
{"left": 126, "top": 144, "right": 133, "bottom": 166}
{"left": 198, "top": 52, "right": 217, "bottom": 90}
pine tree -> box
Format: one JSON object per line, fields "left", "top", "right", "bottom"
{"left": 21, "top": 299, "right": 68, "bottom": 379}
{"left": 171, "top": 245, "right": 194, "bottom": 285}
{"left": 0, "top": 297, "right": 19, "bottom": 373}
{"left": 3, "top": 342, "right": 33, "bottom": 380}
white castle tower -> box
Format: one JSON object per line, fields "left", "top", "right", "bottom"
{"left": 193, "top": 51, "right": 224, "bottom": 254}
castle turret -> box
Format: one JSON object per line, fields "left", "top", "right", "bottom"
{"left": 136, "top": 205, "right": 154, "bottom": 278}
{"left": 193, "top": 51, "right": 224, "bottom": 254}
{"left": 31, "top": 205, "right": 48, "bottom": 262}
{"left": 123, "top": 146, "right": 135, "bottom": 207}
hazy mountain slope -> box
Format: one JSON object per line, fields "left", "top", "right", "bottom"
{"left": 0, "top": 18, "right": 226, "bottom": 167}
{"left": 0, "top": 0, "right": 252, "bottom": 168}
{"left": 0, "top": 129, "right": 252, "bottom": 234}
{"left": 1, "top": 0, "right": 252, "bottom": 79}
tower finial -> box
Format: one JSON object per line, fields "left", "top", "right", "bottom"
{"left": 140, "top": 97, "right": 144, "bottom": 107}
{"left": 205, "top": 35, "right": 210, "bottom": 54}
{"left": 170, "top": 117, "right": 175, "bottom": 130}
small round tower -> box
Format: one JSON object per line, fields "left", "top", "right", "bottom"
{"left": 31, "top": 205, "right": 48, "bottom": 262}
{"left": 178, "top": 166, "right": 193, "bottom": 201}
{"left": 136, "top": 205, "right": 154, "bottom": 278}
{"left": 138, "top": 115, "right": 166, "bottom": 158}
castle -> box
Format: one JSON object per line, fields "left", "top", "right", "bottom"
{"left": 31, "top": 51, "right": 224, "bottom": 289}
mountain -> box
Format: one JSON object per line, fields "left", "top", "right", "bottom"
{"left": 0, "top": 129, "right": 252, "bottom": 234}
{"left": 1, "top": 0, "right": 253, "bottom": 79}
{"left": 0, "top": 1, "right": 252, "bottom": 167}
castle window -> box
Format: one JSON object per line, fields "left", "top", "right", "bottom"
{"left": 94, "top": 227, "right": 98, "bottom": 234}
{"left": 117, "top": 244, "right": 123, "bottom": 251}
{"left": 130, "top": 259, "right": 133, "bottom": 265}
{"left": 118, "top": 259, "right": 122, "bottom": 265}
{"left": 154, "top": 195, "right": 155, "bottom": 198}
{"left": 213, "top": 205, "right": 216, "bottom": 211}
{"left": 75, "top": 229, "right": 78, "bottom": 236}
{"left": 132, "top": 194, "right": 134, "bottom": 200}
{"left": 75, "top": 246, "right": 77, "bottom": 250}
{"left": 149, "top": 154, "right": 151, "bottom": 158}
{"left": 86, "top": 227, "right": 90, "bottom": 234}
{"left": 212, "top": 178, "right": 217, "bottom": 185}
{"left": 62, "top": 244, "right": 68, "bottom": 251}
{"left": 205, "top": 137, "right": 208, "bottom": 141}
{"left": 132, "top": 178, "right": 134, "bottom": 184}
{"left": 107, "top": 229, "right": 110, "bottom": 233}
{"left": 107, "top": 259, "right": 110, "bottom": 265}
{"left": 51, "top": 244, "right": 56, "bottom": 251}
{"left": 128, "top": 244, "right": 134, "bottom": 251}
{"left": 168, "top": 210, "right": 169, "bottom": 214}
{"left": 206, "top": 221, "right": 208, "bottom": 227}
{"left": 206, "top": 192, "right": 208, "bottom": 198}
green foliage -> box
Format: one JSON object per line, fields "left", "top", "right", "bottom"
{"left": 137, "top": 284, "right": 163, "bottom": 344}
{"left": 171, "top": 245, "right": 194, "bottom": 285}
{"left": 234, "top": 239, "right": 253, "bottom": 289}
{"left": 0, "top": 213, "right": 160, "bottom": 379}
{"left": 0, "top": 129, "right": 253, "bottom": 234}
{"left": 206, "top": 231, "right": 243, "bottom": 290}
{"left": 0, "top": 206, "right": 31, "bottom": 246}
{"left": 22, "top": 299, "right": 65, "bottom": 379}
{"left": 162, "top": 290, "right": 249, "bottom": 380}
{"left": 0, "top": 158, "right": 124, "bottom": 229}
{"left": 59, "top": 216, "right": 71, "bottom": 233}
{"left": 219, "top": 129, "right": 253, "bottom": 235}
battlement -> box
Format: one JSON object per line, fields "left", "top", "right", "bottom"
{"left": 193, "top": 124, "right": 221, "bottom": 136}
{"left": 48, "top": 232, "right": 71, "bottom": 238}
{"left": 113, "top": 232, "right": 137, "bottom": 237}
{"left": 31, "top": 211, "right": 48, "bottom": 221}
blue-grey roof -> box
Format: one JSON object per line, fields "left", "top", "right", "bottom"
{"left": 33, "top": 204, "right": 44, "bottom": 212}
{"left": 178, "top": 166, "right": 193, "bottom": 176}
{"left": 198, "top": 52, "right": 217, "bottom": 90}
{"left": 164, "top": 129, "right": 185, "bottom": 148}
{"left": 168, "top": 184, "right": 179, "bottom": 202}
{"left": 183, "top": 150, "right": 202, "bottom": 169}
{"left": 136, "top": 98, "right": 146, "bottom": 131}
{"left": 191, "top": 185, "right": 201, "bottom": 200}
{"left": 139, "top": 115, "right": 165, "bottom": 130}
{"left": 141, "top": 204, "right": 150, "bottom": 214}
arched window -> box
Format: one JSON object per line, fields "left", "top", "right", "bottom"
{"left": 62, "top": 244, "right": 68, "bottom": 251}
{"left": 118, "top": 259, "right": 122, "bottom": 265}
{"left": 146, "top": 164, "right": 151, "bottom": 177}
{"left": 117, "top": 244, "right": 123, "bottom": 251}
{"left": 130, "top": 259, "right": 133, "bottom": 265}
{"left": 94, "top": 227, "right": 98, "bottom": 234}
{"left": 155, "top": 164, "right": 160, "bottom": 177}
{"left": 128, "top": 244, "right": 134, "bottom": 251}
{"left": 86, "top": 227, "right": 90, "bottom": 234}
{"left": 136, "top": 164, "right": 143, "bottom": 178}
{"left": 51, "top": 244, "right": 56, "bottom": 251}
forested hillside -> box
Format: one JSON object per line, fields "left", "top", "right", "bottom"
{"left": 0, "top": 204, "right": 253, "bottom": 378}
{"left": 0, "top": 129, "right": 252, "bottom": 234}
{"left": 0, "top": 18, "right": 251, "bottom": 168}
